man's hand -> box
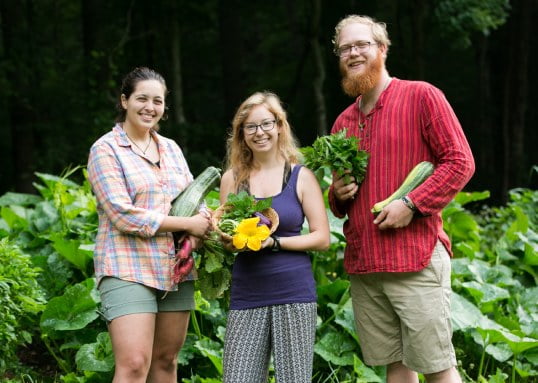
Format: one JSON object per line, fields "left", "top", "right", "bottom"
{"left": 373, "top": 199, "right": 414, "bottom": 230}
{"left": 332, "top": 172, "right": 358, "bottom": 202}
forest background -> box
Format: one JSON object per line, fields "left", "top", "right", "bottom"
{"left": 0, "top": 0, "right": 537, "bottom": 204}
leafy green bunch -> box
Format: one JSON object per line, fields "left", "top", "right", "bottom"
{"left": 218, "top": 191, "right": 272, "bottom": 235}
{"left": 301, "top": 129, "right": 369, "bottom": 185}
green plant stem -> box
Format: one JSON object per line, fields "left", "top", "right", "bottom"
{"left": 317, "top": 288, "right": 350, "bottom": 332}
{"left": 511, "top": 353, "right": 516, "bottom": 383}
{"left": 477, "top": 344, "right": 486, "bottom": 380}
{"left": 42, "top": 336, "right": 70, "bottom": 374}
{"left": 190, "top": 310, "right": 202, "bottom": 339}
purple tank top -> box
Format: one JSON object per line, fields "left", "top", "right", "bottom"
{"left": 229, "top": 165, "right": 316, "bottom": 310}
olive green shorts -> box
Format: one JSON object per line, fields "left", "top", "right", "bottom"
{"left": 349, "top": 241, "right": 456, "bottom": 374}
{"left": 98, "top": 277, "right": 195, "bottom": 322}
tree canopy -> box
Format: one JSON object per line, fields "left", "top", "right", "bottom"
{"left": 0, "top": 0, "right": 536, "bottom": 203}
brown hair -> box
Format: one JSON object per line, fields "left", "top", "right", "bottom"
{"left": 225, "top": 91, "right": 301, "bottom": 191}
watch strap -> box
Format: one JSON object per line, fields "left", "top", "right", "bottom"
{"left": 401, "top": 195, "right": 417, "bottom": 212}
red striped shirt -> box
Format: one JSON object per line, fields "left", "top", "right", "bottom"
{"left": 329, "top": 78, "right": 475, "bottom": 273}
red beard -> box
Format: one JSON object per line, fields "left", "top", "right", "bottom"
{"left": 340, "top": 51, "right": 384, "bottom": 97}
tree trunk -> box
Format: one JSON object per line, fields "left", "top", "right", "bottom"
{"left": 310, "top": 0, "right": 327, "bottom": 136}
{"left": 501, "top": 0, "right": 532, "bottom": 199}
{"left": 410, "top": 0, "right": 427, "bottom": 79}
{"left": 170, "top": 1, "right": 187, "bottom": 126}
{"left": 474, "top": 34, "right": 497, "bottom": 195}
{"left": 218, "top": 0, "right": 246, "bottom": 122}
{"left": 1, "top": 0, "right": 36, "bottom": 193}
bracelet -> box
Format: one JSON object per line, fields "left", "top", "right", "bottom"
{"left": 401, "top": 195, "right": 417, "bottom": 212}
{"left": 270, "top": 235, "right": 281, "bottom": 252}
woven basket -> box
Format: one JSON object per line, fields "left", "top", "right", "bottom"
{"left": 212, "top": 205, "right": 279, "bottom": 250}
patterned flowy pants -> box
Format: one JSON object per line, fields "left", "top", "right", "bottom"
{"left": 222, "top": 302, "right": 317, "bottom": 383}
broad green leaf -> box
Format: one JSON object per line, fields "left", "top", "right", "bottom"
{"left": 50, "top": 233, "right": 92, "bottom": 273}
{"left": 317, "top": 278, "right": 349, "bottom": 304}
{"left": 204, "top": 251, "right": 224, "bottom": 273}
{"left": 484, "top": 342, "right": 513, "bottom": 362}
{"left": 461, "top": 281, "right": 510, "bottom": 306}
{"left": 444, "top": 210, "right": 480, "bottom": 242}
{"left": 35, "top": 171, "right": 80, "bottom": 189}
{"left": 1, "top": 206, "right": 29, "bottom": 231}
{"left": 353, "top": 355, "right": 383, "bottom": 382}
{"left": 485, "top": 368, "right": 509, "bottom": 383}
{"left": 505, "top": 206, "right": 529, "bottom": 242}
{"left": 40, "top": 279, "right": 99, "bottom": 333}
{"left": 331, "top": 299, "right": 359, "bottom": 343}
{"left": 521, "top": 287, "right": 538, "bottom": 314}
{"left": 450, "top": 292, "right": 502, "bottom": 332}
{"left": 523, "top": 238, "right": 538, "bottom": 266}
{"left": 454, "top": 190, "right": 490, "bottom": 206}
{"left": 31, "top": 201, "right": 60, "bottom": 232}
{"left": 0, "top": 192, "right": 42, "bottom": 206}
{"left": 314, "top": 332, "right": 356, "bottom": 366}
{"left": 476, "top": 327, "right": 538, "bottom": 355}
{"left": 178, "top": 336, "right": 198, "bottom": 366}
{"left": 194, "top": 338, "right": 223, "bottom": 375}
{"left": 76, "top": 332, "right": 114, "bottom": 372}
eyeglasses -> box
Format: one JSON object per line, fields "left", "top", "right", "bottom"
{"left": 243, "top": 119, "right": 276, "bottom": 135}
{"left": 335, "top": 41, "right": 377, "bottom": 58}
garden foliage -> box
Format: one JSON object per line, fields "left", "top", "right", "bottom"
{"left": 0, "top": 167, "right": 537, "bottom": 383}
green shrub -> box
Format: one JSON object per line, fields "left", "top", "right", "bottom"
{"left": 0, "top": 238, "right": 46, "bottom": 374}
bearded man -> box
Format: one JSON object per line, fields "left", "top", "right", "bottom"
{"left": 328, "top": 15, "right": 475, "bottom": 383}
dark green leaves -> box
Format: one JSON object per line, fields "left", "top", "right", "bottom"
{"left": 301, "top": 129, "right": 369, "bottom": 185}
{"left": 221, "top": 191, "right": 272, "bottom": 221}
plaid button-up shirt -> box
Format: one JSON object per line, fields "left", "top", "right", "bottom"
{"left": 88, "top": 124, "right": 193, "bottom": 290}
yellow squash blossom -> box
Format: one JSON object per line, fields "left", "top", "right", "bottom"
{"left": 232, "top": 217, "right": 271, "bottom": 251}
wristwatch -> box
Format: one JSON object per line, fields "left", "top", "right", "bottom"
{"left": 270, "top": 235, "right": 281, "bottom": 252}
{"left": 401, "top": 195, "right": 417, "bottom": 212}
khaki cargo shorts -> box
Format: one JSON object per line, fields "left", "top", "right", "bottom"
{"left": 349, "top": 241, "right": 456, "bottom": 374}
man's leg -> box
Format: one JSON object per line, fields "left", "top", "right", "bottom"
{"left": 387, "top": 361, "right": 418, "bottom": 383}
{"left": 424, "top": 366, "right": 462, "bottom": 383}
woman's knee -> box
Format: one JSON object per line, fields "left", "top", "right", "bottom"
{"left": 116, "top": 351, "right": 151, "bottom": 377}
{"left": 151, "top": 348, "right": 179, "bottom": 371}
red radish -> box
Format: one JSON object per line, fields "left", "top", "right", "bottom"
{"left": 172, "top": 238, "right": 194, "bottom": 283}
{"left": 177, "top": 238, "right": 192, "bottom": 260}
{"left": 173, "top": 256, "right": 194, "bottom": 284}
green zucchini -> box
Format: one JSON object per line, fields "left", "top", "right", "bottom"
{"left": 170, "top": 166, "right": 221, "bottom": 217}
{"left": 371, "top": 161, "right": 434, "bottom": 215}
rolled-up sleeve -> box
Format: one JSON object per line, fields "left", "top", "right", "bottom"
{"left": 88, "top": 143, "right": 164, "bottom": 238}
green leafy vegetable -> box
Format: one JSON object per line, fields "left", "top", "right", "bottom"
{"left": 221, "top": 191, "right": 272, "bottom": 221}
{"left": 301, "top": 128, "right": 369, "bottom": 184}
{"left": 218, "top": 191, "right": 272, "bottom": 235}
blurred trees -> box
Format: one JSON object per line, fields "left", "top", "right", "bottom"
{"left": 0, "top": 0, "right": 536, "bottom": 203}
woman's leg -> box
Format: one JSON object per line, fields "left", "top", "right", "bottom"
{"left": 108, "top": 313, "right": 156, "bottom": 383}
{"left": 271, "top": 302, "right": 317, "bottom": 383}
{"left": 147, "top": 311, "right": 190, "bottom": 383}
{"left": 222, "top": 307, "right": 272, "bottom": 383}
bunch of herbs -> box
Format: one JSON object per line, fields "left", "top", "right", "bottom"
{"left": 301, "top": 128, "right": 369, "bottom": 185}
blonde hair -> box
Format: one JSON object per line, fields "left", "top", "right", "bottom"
{"left": 332, "top": 15, "right": 391, "bottom": 54}
{"left": 225, "top": 91, "right": 301, "bottom": 191}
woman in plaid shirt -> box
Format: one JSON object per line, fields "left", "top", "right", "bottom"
{"left": 88, "top": 67, "right": 211, "bottom": 382}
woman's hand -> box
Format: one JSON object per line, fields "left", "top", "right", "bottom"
{"left": 187, "top": 234, "right": 203, "bottom": 250}
{"left": 261, "top": 236, "right": 274, "bottom": 250}
{"left": 186, "top": 213, "right": 211, "bottom": 238}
